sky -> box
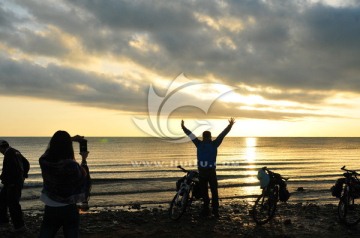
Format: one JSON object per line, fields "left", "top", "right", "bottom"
{"left": 1, "top": 0, "right": 360, "bottom": 137}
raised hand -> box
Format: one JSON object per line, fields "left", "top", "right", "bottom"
{"left": 228, "top": 117, "right": 235, "bottom": 126}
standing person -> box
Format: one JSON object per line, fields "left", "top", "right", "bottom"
{"left": 38, "top": 131, "right": 90, "bottom": 238}
{"left": 181, "top": 118, "right": 235, "bottom": 218}
{"left": 0, "top": 140, "right": 27, "bottom": 231}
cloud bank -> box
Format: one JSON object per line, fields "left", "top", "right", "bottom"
{"left": 1, "top": 0, "right": 359, "bottom": 120}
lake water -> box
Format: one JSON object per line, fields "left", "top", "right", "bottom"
{"left": 1, "top": 137, "right": 359, "bottom": 211}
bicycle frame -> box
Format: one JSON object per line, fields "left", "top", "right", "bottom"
{"left": 341, "top": 167, "right": 360, "bottom": 198}
{"left": 263, "top": 184, "right": 279, "bottom": 200}
{"left": 337, "top": 166, "right": 360, "bottom": 226}
{"left": 252, "top": 167, "right": 287, "bottom": 225}
{"left": 262, "top": 168, "right": 283, "bottom": 201}
{"left": 169, "top": 166, "right": 199, "bottom": 221}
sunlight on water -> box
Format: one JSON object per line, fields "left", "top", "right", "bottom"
{"left": 243, "top": 169, "right": 258, "bottom": 181}
{"left": 245, "top": 137, "right": 257, "bottom": 162}
{"left": 243, "top": 166, "right": 261, "bottom": 196}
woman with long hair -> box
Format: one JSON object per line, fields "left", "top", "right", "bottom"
{"left": 38, "top": 130, "right": 90, "bottom": 238}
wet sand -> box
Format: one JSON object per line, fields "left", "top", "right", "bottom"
{"left": 2, "top": 201, "right": 360, "bottom": 238}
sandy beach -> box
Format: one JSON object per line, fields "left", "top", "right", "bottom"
{"left": 2, "top": 200, "right": 360, "bottom": 238}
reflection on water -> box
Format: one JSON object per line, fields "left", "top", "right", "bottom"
{"left": 245, "top": 137, "right": 257, "bottom": 162}
{"left": 243, "top": 169, "right": 258, "bottom": 183}
{"left": 243, "top": 157, "right": 261, "bottom": 196}
{"left": 244, "top": 138, "right": 260, "bottom": 196}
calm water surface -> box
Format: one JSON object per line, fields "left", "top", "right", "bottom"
{"left": 1, "top": 137, "right": 359, "bottom": 210}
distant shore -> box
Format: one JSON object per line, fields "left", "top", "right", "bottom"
{"left": 2, "top": 201, "right": 360, "bottom": 238}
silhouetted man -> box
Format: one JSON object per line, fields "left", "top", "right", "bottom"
{"left": 0, "top": 140, "right": 26, "bottom": 231}
{"left": 181, "top": 118, "right": 235, "bottom": 217}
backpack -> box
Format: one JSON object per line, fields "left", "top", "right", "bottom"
{"left": 331, "top": 178, "right": 345, "bottom": 198}
{"left": 15, "top": 151, "right": 30, "bottom": 179}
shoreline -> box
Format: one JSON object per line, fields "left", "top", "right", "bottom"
{"left": 2, "top": 201, "right": 360, "bottom": 238}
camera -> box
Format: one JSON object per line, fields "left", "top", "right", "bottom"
{"left": 79, "top": 139, "right": 87, "bottom": 153}
{"left": 72, "top": 135, "right": 88, "bottom": 153}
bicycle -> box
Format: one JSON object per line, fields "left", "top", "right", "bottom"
{"left": 169, "top": 165, "right": 200, "bottom": 220}
{"left": 337, "top": 166, "right": 360, "bottom": 226}
{"left": 252, "top": 167, "right": 290, "bottom": 225}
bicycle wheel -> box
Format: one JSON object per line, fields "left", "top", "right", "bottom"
{"left": 252, "top": 191, "right": 277, "bottom": 225}
{"left": 338, "top": 193, "right": 360, "bottom": 226}
{"left": 169, "top": 187, "right": 189, "bottom": 220}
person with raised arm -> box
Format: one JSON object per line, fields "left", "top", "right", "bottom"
{"left": 181, "top": 118, "right": 235, "bottom": 218}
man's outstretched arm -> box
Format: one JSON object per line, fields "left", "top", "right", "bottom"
{"left": 181, "top": 120, "right": 198, "bottom": 143}
{"left": 214, "top": 118, "right": 235, "bottom": 146}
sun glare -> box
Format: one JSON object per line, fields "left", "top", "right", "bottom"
{"left": 245, "top": 137, "right": 257, "bottom": 162}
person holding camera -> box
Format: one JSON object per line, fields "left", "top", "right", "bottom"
{"left": 38, "top": 131, "right": 90, "bottom": 238}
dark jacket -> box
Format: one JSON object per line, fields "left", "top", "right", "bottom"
{"left": 0, "top": 147, "right": 24, "bottom": 185}
{"left": 182, "top": 124, "right": 232, "bottom": 168}
{"left": 39, "top": 153, "right": 89, "bottom": 204}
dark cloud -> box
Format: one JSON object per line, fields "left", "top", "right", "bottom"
{"left": 170, "top": 100, "right": 343, "bottom": 121}
{"left": 0, "top": 5, "right": 12, "bottom": 28}
{"left": 6, "top": 28, "right": 70, "bottom": 57}
{"left": 0, "top": 56, "right": 147, "bottom": 112}
{"left": 1, "top": 0, "right": 360, "bottom": 120}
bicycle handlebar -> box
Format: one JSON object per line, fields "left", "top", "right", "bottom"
{"left": 341, "top": 166, "right": 359, "bottom": 175}
{"left": 177, "top": 165, "right": 198, "bottom": 174}
{"left": 177, "top": 165, "right": 187, "bottom": 173}
{"left": 261, "top": 166, "right": 289, "bottom": 181}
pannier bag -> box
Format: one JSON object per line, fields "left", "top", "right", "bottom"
{"left": 331, "top": 178, "right": 345, "bottom": 198}
{"left": 279, "top": 184, "right": 290, "bottom": 202}
{"left": 271, "top": 172, "right": 290, "bottom": 202}
{"left": 351, "top": 178, "right": 360, "bottom": 198}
